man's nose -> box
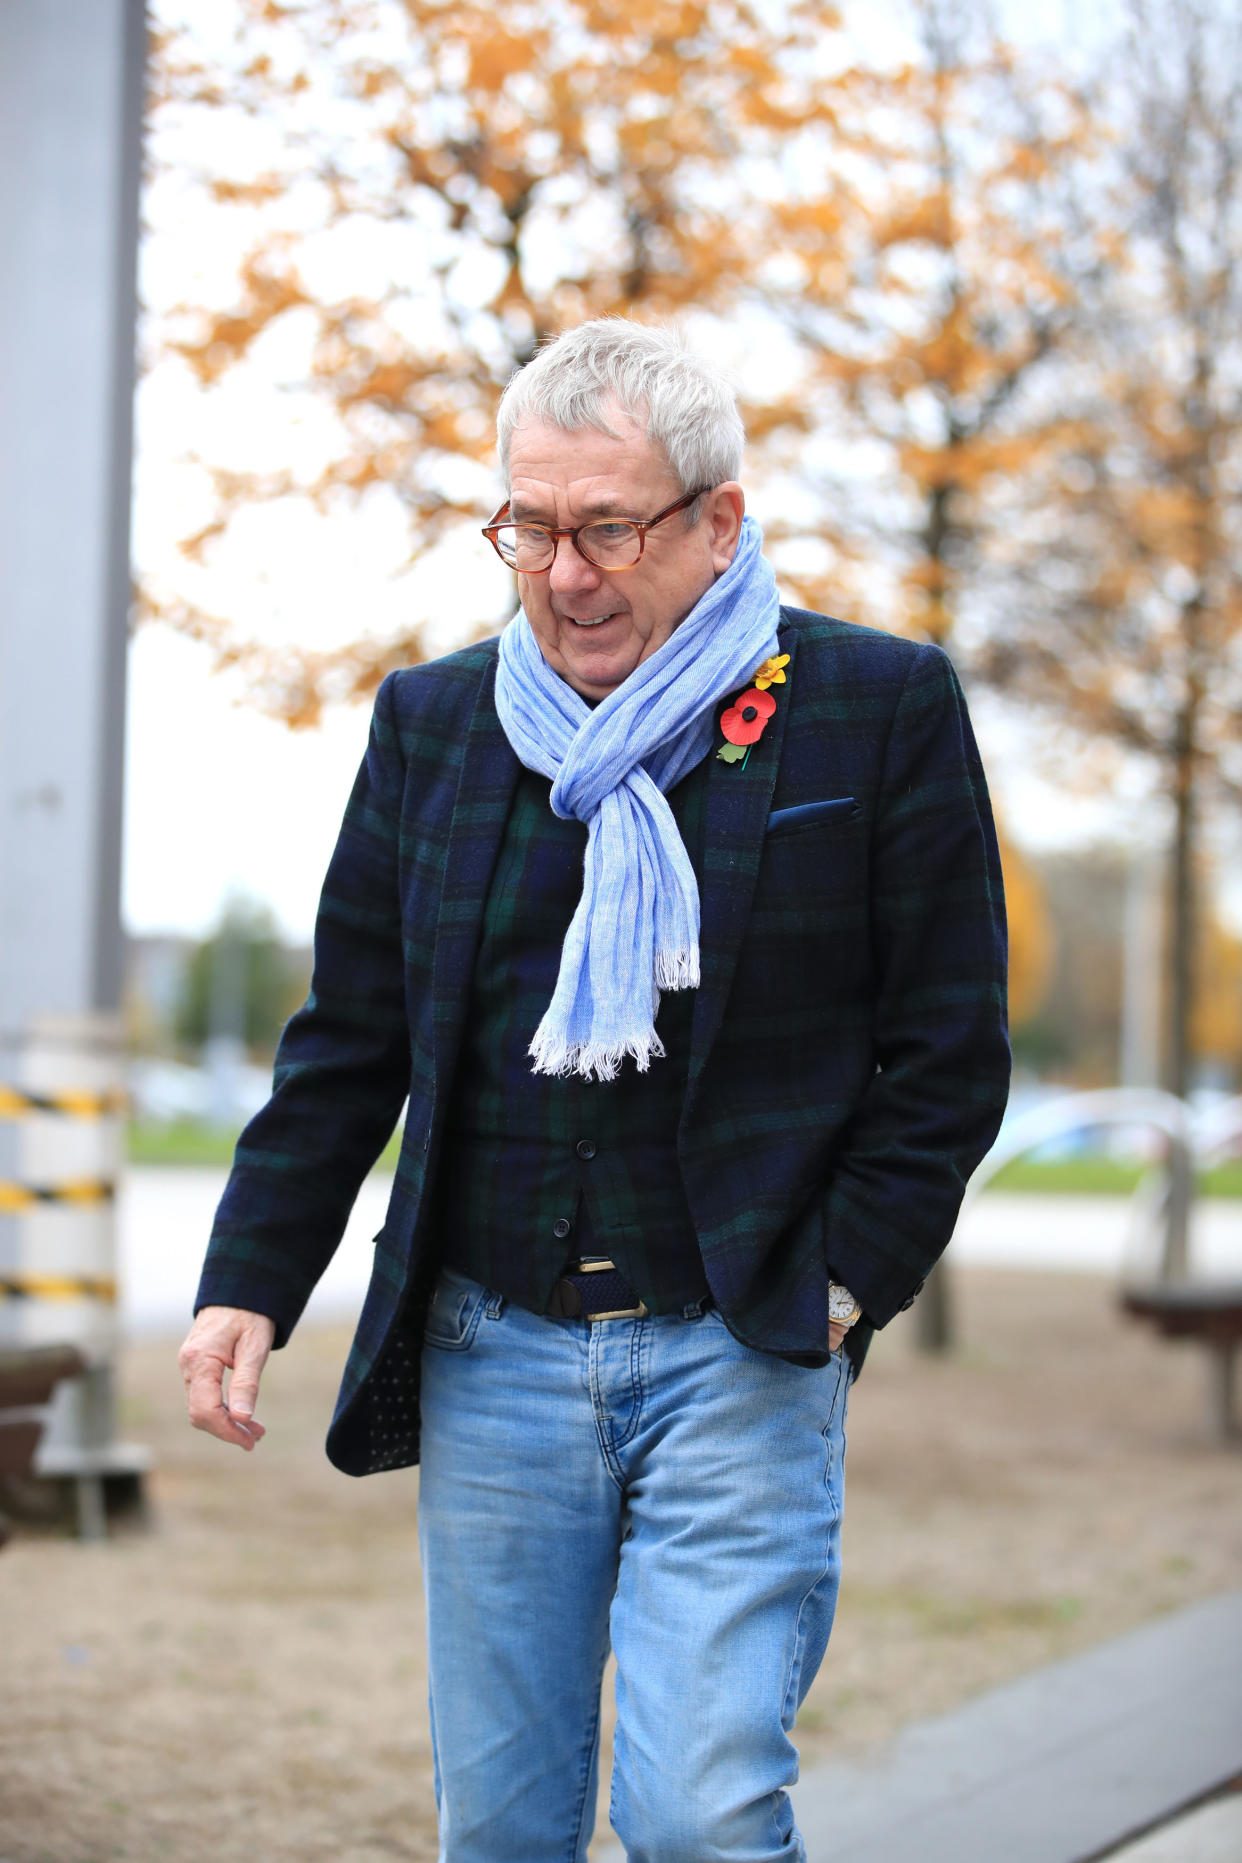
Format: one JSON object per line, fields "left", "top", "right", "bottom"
{"left": 548, "top": 537, "right": 602, "bottom": 596}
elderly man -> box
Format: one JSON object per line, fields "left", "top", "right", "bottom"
{"left": 179, "top": 319, "right": 1009, "bottom": 1862}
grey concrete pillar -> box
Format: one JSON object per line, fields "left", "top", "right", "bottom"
{"left": 0, "top": 0, "right": 144, "bottom": 1023}
{"left": 0, "top": 1, "right": 149, "bottom": 1532}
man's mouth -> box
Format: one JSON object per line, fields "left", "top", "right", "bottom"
{"left": 565, "top": 611, "right": 621, "bottom": 629}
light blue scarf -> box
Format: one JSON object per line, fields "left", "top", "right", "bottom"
{"left": 494, "top": 513, "right": 780, "bottom": 1079}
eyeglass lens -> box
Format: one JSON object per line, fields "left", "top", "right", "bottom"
{"left": 492, "top": 521, "right": 643, "bottom": 571}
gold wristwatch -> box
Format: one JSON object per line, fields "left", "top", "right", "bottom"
{"left": 827, "top": 1283, "right": 862, "bottom": 1329}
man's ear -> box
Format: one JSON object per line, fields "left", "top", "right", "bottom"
{"left": 707, "top": 482, "right": 745, "bottom": 573}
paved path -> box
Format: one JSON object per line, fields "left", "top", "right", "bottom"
{"left": 1105, "top": 1791, "right": 1242, "bottom": 1861}
{"left": 786, "top": 1590, "right": 1242, "bottom": 1863}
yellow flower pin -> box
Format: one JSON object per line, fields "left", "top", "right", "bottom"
{"left": 752, "top": 654, "right": 790, "bottom": 691}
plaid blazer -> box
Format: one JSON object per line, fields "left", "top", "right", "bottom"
{"left": 196, "top": 606, "right": 1010, "bottom": 1476}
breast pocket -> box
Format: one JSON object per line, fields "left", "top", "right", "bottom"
{"left": 765, "top": 797, "right": 863, "bottom": 840}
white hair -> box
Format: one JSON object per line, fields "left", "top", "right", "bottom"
{"left": 496, "top": 319, "right": 745, "bottom": 518}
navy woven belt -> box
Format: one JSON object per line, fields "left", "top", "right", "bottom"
{"left": 547, "top": 1258, "right": 649, "bottom": 1322}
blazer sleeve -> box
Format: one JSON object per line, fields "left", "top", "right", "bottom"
{"left": 822, "top": 643, "right": 1010, "bottom": 1328}
{"left": 193, "top": 673, "right": 412, "bottom": 1345}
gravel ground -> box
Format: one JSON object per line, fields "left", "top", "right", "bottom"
{"left": 2, "top": 1267, "right": 1239, "bottom": 1863}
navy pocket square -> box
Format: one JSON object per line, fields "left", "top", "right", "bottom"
{"left": 766, "top": 797, "right": 861, "bottom": 833}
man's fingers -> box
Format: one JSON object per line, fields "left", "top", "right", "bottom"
{"left": 221, "top": 1406, "right": 267, "bottom": 1449}
{"left": 224, "top": 1349, "right": 267, "bottom": 1424}
{"left": 226, "top": 1321, "right": 274, "bottom": 1422}
{"left": 178, "top": 1309, "right": 276, "bottom": 1452}
{"left": 185, "top": 1356, "right": 259, "bottom": 1447}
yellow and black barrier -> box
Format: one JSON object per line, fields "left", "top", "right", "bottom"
{"left": 0, "top": 1272, "right": 118, "bottom": 1304}
{"left": 0, "top": 1086, "right": 126, "bottom": 1120}
{"left": 0, "top": 1179, "right": 116, "bottom": 1214}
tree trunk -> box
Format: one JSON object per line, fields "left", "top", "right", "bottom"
{"left": 914, "top": 1260, "right": 954, "bottom": 1354}
{"left": 1166, "top": 689, "right": 1199, "bottom": 1102}
{"left": 915, "top": 491, "right": 961, "bottom": 1353}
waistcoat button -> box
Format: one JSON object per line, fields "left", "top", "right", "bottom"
{"left": 552, "top": 1216, "right": 573, "bottom": 1239}
{"left": 575, "top": 1139, "right": 597, "bottom": 1160}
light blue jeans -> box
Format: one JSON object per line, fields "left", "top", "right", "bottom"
{"left": 416, "top": 1267, "right": 851, "bottom": 1863}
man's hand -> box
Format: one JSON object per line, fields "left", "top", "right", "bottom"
{"left": 178, "top": 1306, "right": 276, "bottom": 1451}
{"left": 828, "top": 1321, "right": 847, "bottom": 1355}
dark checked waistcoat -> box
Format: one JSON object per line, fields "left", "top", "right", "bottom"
{"left": 196, "top": 607, "right": 1011, "bottom": 1477}
{"left": 434, "top": 756, "right": 711, "bottom": 1314}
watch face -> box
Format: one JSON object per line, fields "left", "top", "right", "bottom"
{"left": 828, "top": 1291, "right": 858, "bottom": 1322}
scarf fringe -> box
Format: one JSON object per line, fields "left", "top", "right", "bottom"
{"left": 528, "top": 1028, "right": 668, "bottom": 1083}
{"left": 653, "top": 947, "right": 700, "bottom": 991}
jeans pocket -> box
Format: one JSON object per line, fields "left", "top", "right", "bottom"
{"left": 423, "top": 1270, "right": 489, "bottom": 1352}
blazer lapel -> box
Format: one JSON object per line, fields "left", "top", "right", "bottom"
{"left": 686, "top": 621, "right": 799, "bottom": 1097}
{"left": 430, "top": 654, "right": 520, "bottom": 1092}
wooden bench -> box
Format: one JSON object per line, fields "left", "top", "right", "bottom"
{"left": 1121, "top": 1283, "right": 1242, "bottom": 1442}
{"left": 0, "top": 1344, "right": 87, "bottom": 1548}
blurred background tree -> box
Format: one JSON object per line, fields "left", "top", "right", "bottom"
{"left": 175, "top": 896, "right": 309, "bottom": 1055}
{"left": 1192, "top": 909, "right": 1242, "bottom": 1085}
{"left": 996, "top": 827, "right": 1053, "bottom": 1035}
{"left": 144, "top": 0, "right": 847, "bottom": 722}
{"left": 968, "top": 0, "right": 1242, "bottom": 1097}
{"left": 750, "top": 0, "right": 1099, "bottom": 642}
{"left": 1003, "top": 844, "right": 1242, "bottom": 1091}
{"left": 1013, "top": 851, "right": 1130, "bottom": 1084}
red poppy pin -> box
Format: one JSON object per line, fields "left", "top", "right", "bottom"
{"left": 717, "top": 655, "right": 788, "bottom": 766}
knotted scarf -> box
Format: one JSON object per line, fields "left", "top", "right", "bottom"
{"left": 494, "top": 512, "right": 780, "bottom": 1080}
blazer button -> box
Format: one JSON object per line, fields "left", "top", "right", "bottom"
{"left": 575, "top": 1139, "right": 597, "bottom": 1160}
{"left": 553, "top": 1217, "right": 573, "bottom": 1240}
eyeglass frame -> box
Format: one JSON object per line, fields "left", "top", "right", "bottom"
{"left": 481, "top": 485, "right": 714, "bottom": 574}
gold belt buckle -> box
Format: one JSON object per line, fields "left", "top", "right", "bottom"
{"left": 576, "top": 1257, "right": 649, "bottom": 1322}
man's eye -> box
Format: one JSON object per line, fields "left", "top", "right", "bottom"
{"left": 590, "top": 522, "right": 635, "bottom": 542}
